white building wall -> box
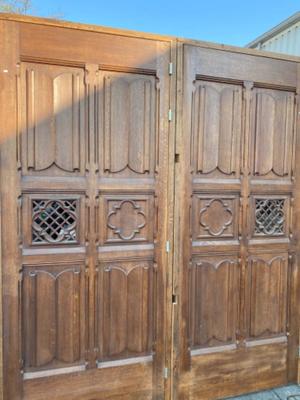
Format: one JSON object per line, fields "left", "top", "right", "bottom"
{"left": 253, "top": 21, "right": 300, "bottom": 56}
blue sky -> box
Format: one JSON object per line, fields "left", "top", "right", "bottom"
{"left": 31, "top": 0, "right": 299, "bottom": 47}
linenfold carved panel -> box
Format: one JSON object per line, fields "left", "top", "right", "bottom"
{"left": 191, "top": 80, "right": 242, "bottom": 177}
{"left": 96, "top": 261, "right": 155, "bottom": 361}
{"left": 247, "top": 255, "right": 288, "bottom": 339}
{"left": 98, "top": 71, "right": 157, "bottom": 177}
{"left": 251, "top": 88, "right": 295, "bottom": 178}
{"left": 99, "top": 194, "right": 154, "bottom": 245}
{"left": 192, "top": 195, "right": 238, "bottom": 240}
{"left": 189, "top": 257, "right": 239, "bottom": 348}
{"left": 22, "top": 264, "right": 86, "bottom": 371}
{"left": 20, "top": 63, "right": 85, "bottom": 175}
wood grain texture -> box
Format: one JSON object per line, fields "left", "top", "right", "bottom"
{"left": 179, "top": 343, "right": 288, "bottom": 400}
{"left": 174, "top": 42, "right": 300, "bottom": 400}
{"left": 1, "top": 13, "right": 300, "bottom": 400}
{"left": 23, "top": 362, "right": 153, "bottom": 400}
{"left": 1, "top": 17, "right": 174, "bottom": 400}
{"left": 0, "top": 19, "right": 22, "bottom": 400}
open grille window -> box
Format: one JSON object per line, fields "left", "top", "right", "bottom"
{"left": 32, "top": 199, "right": 78, "bottom": 244}
{"left": 255, "top": 199, "right": 285, "bottom": 236}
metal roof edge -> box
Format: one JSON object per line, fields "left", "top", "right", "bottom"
{"left": 246, "top": 11, "right": 300, "bottom": 48}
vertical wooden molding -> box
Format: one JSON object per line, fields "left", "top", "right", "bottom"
{"left": 143, "top": 80, "right": 151, "bottom": 173}
{"left": 238, "top": 80, "right": 253, "bottom": 345}
{"left": 103, "top": 75, "right": 111, "bottom": 172}
{"left": 154, "top": 78, "right": 161, "bottom": 173}
{"left": 26, "top": 68, "right": 35, "bottom": 169}
{"left": 72, "top": 73, "right": 80, "bottom": 171}
{"left": 197, "top": 84, "right": 205, "bottom": 173}
{"left": 84, "top": 63, "right": 99, "bottom": 368}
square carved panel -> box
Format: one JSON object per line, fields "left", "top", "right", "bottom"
{"left": 99, "top": 194, "right": 154, "bottom": 245}
{"left": 23, "top": 194, "right": 84, "bottom": 247}
{"left": 32, "top": 199, "right": 78, "bottom": 244}
{"left": 252, "top": 196, "right": 289, "bottom": 237}
{"left": 192, "top": 195, "right": 239, "bottom": 240}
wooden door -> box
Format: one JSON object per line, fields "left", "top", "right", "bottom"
{"left": 173, "top": 43, "right": 300, "bottom": 399}
{"left": 0, "top": 17, "right": 174, "bottom": 400}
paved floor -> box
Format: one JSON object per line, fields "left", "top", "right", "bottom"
{"left": 228, "top": 385, "right": 300, "bottom": 400}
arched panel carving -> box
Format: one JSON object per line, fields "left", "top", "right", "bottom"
{"left": 20, "top": 63, "right": 85, "bottom": 175}
{"left": 22, "top": 265, "right": 86, "bottom": 371}
{"left": 247, "top": 255, "right": 288, "bottom": 339}
{"left": 96, "top": 261, "right": 155, "bottom": 362}
{"left": 191, "top": 81, "right": 242, "bottom": 177}
{"left": 251, "top": 88, "right": 295, "bottom": 178}
{"left": 100, "top": 72, "right": 156, "bottom": 177}
{"left": 189, "top": 258, "right": 239, "bottom": 348}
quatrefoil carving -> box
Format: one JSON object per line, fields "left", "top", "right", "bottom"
{"left": 107, "top": 200, "right": 146, "bottom": 241}
{"left": 199, "top": 198, "right": 233, "bottom": 237}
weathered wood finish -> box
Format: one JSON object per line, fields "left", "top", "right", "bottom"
{"left": 0, "top": 15, "right": 174, "bottom": 400}
{"left": 173, "top": 42, "right": 300, "bottom": 399}
{"left": 1, "top": 13, "right": 300, "bottom": 400}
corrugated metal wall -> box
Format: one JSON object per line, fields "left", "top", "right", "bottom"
{"left": 253, "top": 21, "right": 300, "bottom": 56}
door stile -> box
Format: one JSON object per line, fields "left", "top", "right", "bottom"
{"left": 289, "top": 63, "right": 300, "bottom": 382}
{"left": 84, "top": 63, "right": 99, "bottom": 369}
{"left": 237, "top": 81, "right": 253, "bottom": 346}
{"left": 172, "top": 42, "right": 196, "bottom": 400}
{"left": 0, "top": 20, "right": 22, "bottom": 400}
{"left": 164, "top": 39, "right": 177, "bottom": 400}
{"left": 172, "top": 40, "right": 184, "bottom": 400}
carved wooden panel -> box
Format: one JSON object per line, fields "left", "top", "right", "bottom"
{"left": 189, "top": 257, "right": 239, "bottom": 348}
{"left": 99, "top": 194, "right": 154, "bottom": 245}
{"left": 250, "top": 195, "right": 289, "bottom": 238}
{"left": 192, "top": 195, "right": 239, "bottom": 240}
{"left": 22, "top": 193, "right": 85, "bottom": 247}
{"left": 191, "top": 80, "right": 242, "bottom": 177}
{"left": 246, "top": 254, "right": 288, "bottom": 339}
{"left": 98, "top": 71, "right": 157, "bottom": 177}
{"left": 250, "top": 88, "right": 295, "bottom": 178}
{"left": 96, "top": 261, "right": 155, "bottom": 362}
{"left": 20, "top": 62, "right": 85, "bottom": 175}
{"left": 22, "top": 264, "right": 86, "bottom": 371}
{"left": 32, "top": 199, "right": 78, "bottom": 244}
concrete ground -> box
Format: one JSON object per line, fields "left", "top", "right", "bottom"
{"left": 228, "top": 385, "right": 300, "bottom": 400}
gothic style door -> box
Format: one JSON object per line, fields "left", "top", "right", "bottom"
{"left": 0, "top": 17, "right": 174, "bottom": 400}
{"left": 173, "top": 43, "right": 300, "bottom": 399}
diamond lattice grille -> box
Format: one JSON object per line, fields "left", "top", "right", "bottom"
{"left": 255, "top": 199, "right": 284, "bottom": 235}
{"left": 32, "top": 199, "right": 78, "bottom": 244}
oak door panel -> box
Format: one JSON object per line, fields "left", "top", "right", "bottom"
{"left": 99, "top": 195, "right": 155, "bottom": 245}
{"left": 191, "top": 80, "right": 242, "bottom": 178}
{"left": 22, "top": 264, "right": 86, "bottom": 373}
{"left": 246, "top": 254, "right": 288, "bottom": 340}
{"left": 1, "top": 18, "right": 172, "bottom": 400}
{"left": 192, "top": 194, "right": 239, "bottom": 241}
{"left": 175, "top": 42, "right": 299, "bottom": 400}
{"left": 96, "top": 260, "right": 155, "bottom": 362}
{"left": 22, "top": 193, "right": 86, "bottom": 248}
{"left": 97, "top": 71, "right": 157, "bottom": 178}
{"left": 250, "top": 88, "right": 295, "bottom": 179}
{"left": 189, "top": 257, "right": 239, "bottom": 349}
{"left": 19, "top": 62, "right": 86, "bottom": 176}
